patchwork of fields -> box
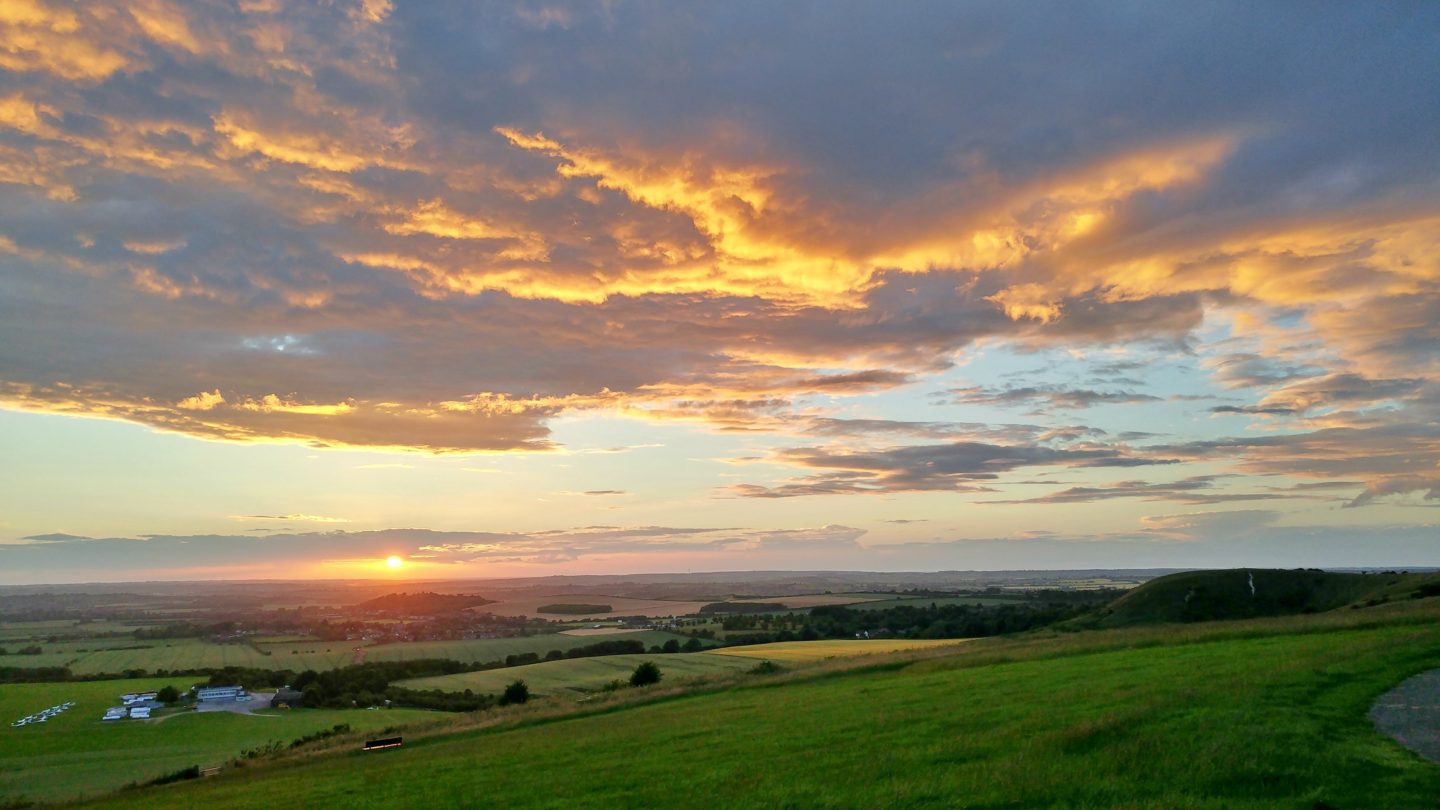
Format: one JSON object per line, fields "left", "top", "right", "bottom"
{"left": 476, "top": 596, "right": 712, "bottom": 619}
{"left": 399, "top": 639, "right": 973, "bottom": 695}
{"left": 86, "top": 614, "right": 1440, "bottom": 809}
{"left": 20, "top": 631, "right": 706, "bottom": 675}
{"left": 400, "top": 652, "right": 756, "bottom": 695}
{"left": 0, "top": 678, "right": 444, "bottom": 804}
{"left": 0, "top": 621, "right": 147, "bottom": 642}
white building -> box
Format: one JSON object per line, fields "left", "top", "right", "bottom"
{"left": 196, "top": 685, "right": 247, "bottom": 702}
{"left": 129, "top": 707, "right": 151, "bottom": 719}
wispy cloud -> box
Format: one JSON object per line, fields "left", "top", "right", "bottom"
{"left": 228, "top": 514, "right": 351, "bottom": 524}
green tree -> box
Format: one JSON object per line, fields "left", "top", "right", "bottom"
{"left": 500, "top": 680, "right": 529, "bottom": 706}
{"left": 629, "top": 661, "right": 662, "bottom": 687}
{"left": 661, "top": 639, "right": 681, "bottom": 653}
{"left": 301, "top": 683, "right": 325, "bottom": 708}
{"left": 682, "top": 637, "right": 705, "bottom": 653}
{"left": 156, "top": 685, "right": 181, "bottom": 705}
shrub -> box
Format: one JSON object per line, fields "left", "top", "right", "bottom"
{"left": 749, "top": 660, "right": 783, "bottom": 675}
{"left": 500, "top": 679, "right": 529, "bottom": 706}
{"left": 629, "top": 661, "right": 662, "bottom": 687}
{"left": 130, "top": 765, "right": 201, "bottom": 788}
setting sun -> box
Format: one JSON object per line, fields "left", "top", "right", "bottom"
{"left": 385, "top": 556, "right": 404, "bottom": 570}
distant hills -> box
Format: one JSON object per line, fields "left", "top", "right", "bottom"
{"left": 1085, "top": 568, "right": 1440, "bottom": 627}
{"left": 354, "top": 592, "right": 494, "bottom": 615}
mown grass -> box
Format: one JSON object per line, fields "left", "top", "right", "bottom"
{"left": 0, "top": 678, "right": 445, "bottom": 804}
{"left": 82, "top": 601, "right": 1440, "bottom": 809}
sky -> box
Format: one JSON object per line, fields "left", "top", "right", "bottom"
{"left": 0, "top": 1, "right": 1436, "bottom": 584}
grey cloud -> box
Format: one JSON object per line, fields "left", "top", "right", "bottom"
{"left": 0, "top": 523, "right": 868, "bottom": 575}
{"left": 986, "top": 476, "right": 1295, "bottom": 506}
{"left": 731, "top": 439, "right": 1159, "bottom": 497}
{"left": 947, "top": 384, "right": 1161, "bottom": 411}
{"left": 1211, "top": 405, "right": 1298, "bottom": 416}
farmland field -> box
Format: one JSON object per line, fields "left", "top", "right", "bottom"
{"left": 88, "top": 607, "right": 1440, "bottom": 809}
{"left": 0, "top": 678, "right": 444, "bottom": 804}
{"left": 0, "top": 620, "right": 148, "bottom": 642}
{"left": 46, "top": 631, "right": 706, "bottom": 675}
{"left": 397, "top": 651, "right": 757, "bottom": 695}
{"left": 841, "top": 594, "right": 1026, "bottom": 610}
{"left": 476, "top": 595, "right": 711, "bottom": 619}
{"left": 706, "top": 638, "right": 973, "bottom": 662}
{"left": 399, "top": 640, "right": 971, "bottom": 695}
{"left": 724, "top": 594, "right": 884, "bottom": 608}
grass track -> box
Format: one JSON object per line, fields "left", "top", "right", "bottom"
{"left": 85, "top": 608, "right": 1440, "bottom": 809}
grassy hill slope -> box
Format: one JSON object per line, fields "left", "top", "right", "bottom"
{"left": 1085, "top": 568, "right": 1437, "bottom": 628}
{"left": 86, "top": 602, "right": 1440, "bottom": 809}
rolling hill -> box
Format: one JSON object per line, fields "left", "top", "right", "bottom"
{"left": 1083, "top": 568, "right": 1440, "bottom": 627}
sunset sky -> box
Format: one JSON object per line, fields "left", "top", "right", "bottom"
{"left": 1, "top": 1, "right": 1436, "bottom": 584}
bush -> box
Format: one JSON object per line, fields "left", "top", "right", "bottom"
{"left": 500, "top": 679, "right": 529, "bottom": 706}
{"left": 130, "top": 765, "right": 200, "bottom": 788}
{"left": 629, "top": 661, "right": 662, "bottom": 687}
{"left": 749, "top": 660, "right": 783, "bottom": 675}
{"left": 156, "top": 685, "right": 180, "bottom": 705}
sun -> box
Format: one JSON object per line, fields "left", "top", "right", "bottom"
{"left": 384, "top": 555, "right": 404, "bottom": 570}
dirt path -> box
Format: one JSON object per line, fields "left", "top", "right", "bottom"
{"left": 1371, "top": 669, "right": 1440, "bottom": 762}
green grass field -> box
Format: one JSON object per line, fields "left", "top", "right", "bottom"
{"left": 34, "top": 631, "right": 706, "bottom": 675}
{"left": 84, "top": 602, "right": 1440, "bottom": 808}
{"left": 0, "top": 678, "right": 445, "bottom": 804}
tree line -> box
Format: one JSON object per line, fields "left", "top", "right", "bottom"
{"left": 715, "top": 592, "right": 1123, "bottom": 643}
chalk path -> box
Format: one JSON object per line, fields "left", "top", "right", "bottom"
{"left": 1371, "top": 669, "right": 1440, "bottom": 763}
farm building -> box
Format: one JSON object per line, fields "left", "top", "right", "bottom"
{"left": 128, "top": 707, "right": 151, "bottom": 719}
{"left": 102, "top": 707, "right": 127, "bottom": 721}
{"left": 196, "top": 685, "right": 247, "bottom": 702}
{"left": 271, "top": 687, "right": 304, "bottom": 708}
